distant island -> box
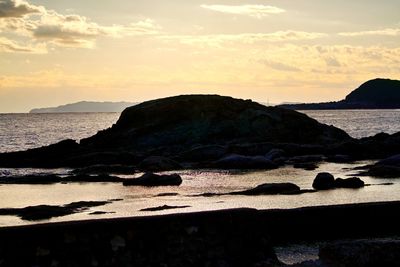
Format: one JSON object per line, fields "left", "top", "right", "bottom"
{"left": 279, "top": 78, "right": 400, "bottom": 110}
{"left": 30, "top": 101, "right": 137, "bottom": 113}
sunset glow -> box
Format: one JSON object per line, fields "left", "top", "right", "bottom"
{"left": 1, "top": 0, "right": 399, "bottom": 112}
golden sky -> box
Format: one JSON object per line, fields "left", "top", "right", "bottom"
{"left": 1, "top": 0, "right": 400, "bottom": 112}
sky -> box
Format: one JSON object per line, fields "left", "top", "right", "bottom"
{"left": 0, "top": 0, "right": 399, "bottom": 112}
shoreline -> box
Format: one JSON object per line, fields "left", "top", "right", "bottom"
{"left": 2, "top": 200, "right": 400, "bottom": 241}
{"left": 0, "top": 201, "right": 399, "bottom": 266}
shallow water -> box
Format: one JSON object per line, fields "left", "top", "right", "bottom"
{"left": 1, "top": 160, "right": 398, "bottom": 227}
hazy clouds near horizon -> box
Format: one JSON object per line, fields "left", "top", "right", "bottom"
{"left": 1, "top": 0, "right": 400, "bottom": 112}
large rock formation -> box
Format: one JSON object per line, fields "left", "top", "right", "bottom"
{"left": 280, "top": 78, "right": 400, "bottom": 110}
{"left": 0, "top": 95, "right": 355, "bottom": 168}
{"left": 81, "top": 95, "right": 349, "bottom": 150}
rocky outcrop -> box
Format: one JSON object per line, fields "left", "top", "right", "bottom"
{"left": 81, "top": 95, "right": 351, "bottom": 150}
{"left": 3, "top": 95, "right": 400, "bottom": 170}
{"left": 360, "top": 154, "right": 400, "bottom": 178}
{"left": 312, "top": 173, "right": 335, "bottom": 190}
{"left": 313, "top": 173, "right": 365, "bottom": 190}
{"left": 230, "top": 183, "right": 301, "bottom": 195}
{"left": 334, "top": 177, "right": 364, "bottom": 189}
{"left": 280, "top": 78, "right": 400, "bottom": 110}
{"left": 0, "top": 201, "right": 112, "bottom": 221}
{"left": 123, "top": 172, "right": 183, "bottom": 186}
{"left": 0, "top": 174, "right": 123, "bottom": 184}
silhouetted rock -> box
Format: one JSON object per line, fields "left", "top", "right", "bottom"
{"left": 0, "top": 174, "right": 123, "bottom": 184}
{"left": 319, "top": 240, "right": 400, "bottom": 267}
{"left": 0, "top": 174, "right": 61, "bottom": 184}
{"left": 334, "top": 177, "right": 365, "bottom": 189}
{"left": 140, "top": 205, "right": 191, "bottom": 212}
{"left": 0, "top": 201, "right": 111, "bottom": 221}
{"left": 293, "top": 162, "right": 319, "bottom": 170}
{"left": 71, "top": 164, "right": 136, "bottom": 175}
{"left": 312, "top": 172, "right": 335, "bottom": 190}
{"left": 345, "top": 78, "right": 400, "bottom": 106}
{"left": 361, "top": 154, "right": 400, "bottom": 178}
{"left": 178, "top": 145, "right": 227, "bottom": 162}
{"left": 82, "top": 95, "right": 351, "bottom": 151}
{"left": 123, "top": 172, "right": 182, "bottom": 186}
{"left": 366, "top": 165, "right": 400, "bottom": 178}
{"left": 139, "top": 156, "right": 182, "bottom": 171}
{"left": 213, "top": 154, "right": 277, "bottom": 169}
{"left": 280, "top": 78, "right": 400, "bottom": 110}
{"left": 230, "top": 183, "right": 301, "bottom": 195}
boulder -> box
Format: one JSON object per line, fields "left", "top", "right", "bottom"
{"left": 139, "top": 156, "right": 182, "bottom": 171}
{"left": 312, "top": 172, "right": 335, "bottom": 190}
{"left": 123, "top": 172, "right": 183, "bottom": 186}
{"left": 230, "top": 183, "right": 301, "bottom": 195}
{"left": 213, "top": 154, "right": 276, "bottom": 169}
{"left": 319, "top": 239, "right": 400, "bottom": 267}
{"left": 334, "top": 177, "right": 365, "bottom": 189}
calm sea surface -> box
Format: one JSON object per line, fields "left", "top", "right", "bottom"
{"left": 0, "top": 110, "right": 399, "bottom": 229}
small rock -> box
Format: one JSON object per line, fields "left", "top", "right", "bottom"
{"left": 140, "top": 205, "right": 190, "bottom": 212}
{"left": 334, "top": 177, "right": 364, "bottom": 189}
{"left": 123, "top": 172, "right": 183, "bottom": 186}
{"left": 230, "top": 183, "right": 301, "bottom": 196}
{"left": 312, "top": 172, "right": 335, "bottom": 190}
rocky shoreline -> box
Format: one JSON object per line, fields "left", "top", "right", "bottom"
{"left": 0, "top": 201, "right": 399, "bottom": 266}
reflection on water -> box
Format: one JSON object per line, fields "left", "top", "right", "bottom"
{"left": 302, "top": 109, "right": 400, "bottom": 138}
{"left": 1, "top": 161, "right": 399, "bottom": 227}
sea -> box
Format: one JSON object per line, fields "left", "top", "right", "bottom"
{"left": 0, "top": 110, "right": 399, "bottom": 227}
{"left": 0, "top": 110, "right": 399, "bottom": 264}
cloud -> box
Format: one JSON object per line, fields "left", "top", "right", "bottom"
{"left": 162, "top": 31, "right": 327, "bottom": 48}
{"left": 0, "top": 36, "right": 46, "bottom": 53}
{"left": 0, "top": 0, "right": 161, "bottom": 51}
{"left": 0, "top": 0, "right": 42, "bottom": 18}
{"left": 324, "top": 56, "right": 341, "bottom": 67}
{"left": 339, "top": 28, "right": 400, "bottom": 37}
{"left": 201, "top": 4, "right": 285, "bottom": 18}
{"left": 260, "top": 60, "right": 301, "bottom": 72}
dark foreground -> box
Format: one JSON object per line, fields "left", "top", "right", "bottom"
{"left": 1, "top": 201, "right": 400, "bottom": 267}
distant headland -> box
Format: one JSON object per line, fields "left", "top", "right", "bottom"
{"left": 279, "top": 78, "right": 400, "bottom": 110}
{"left": 29, "top": 101, "right": 137, "bottom": 113}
